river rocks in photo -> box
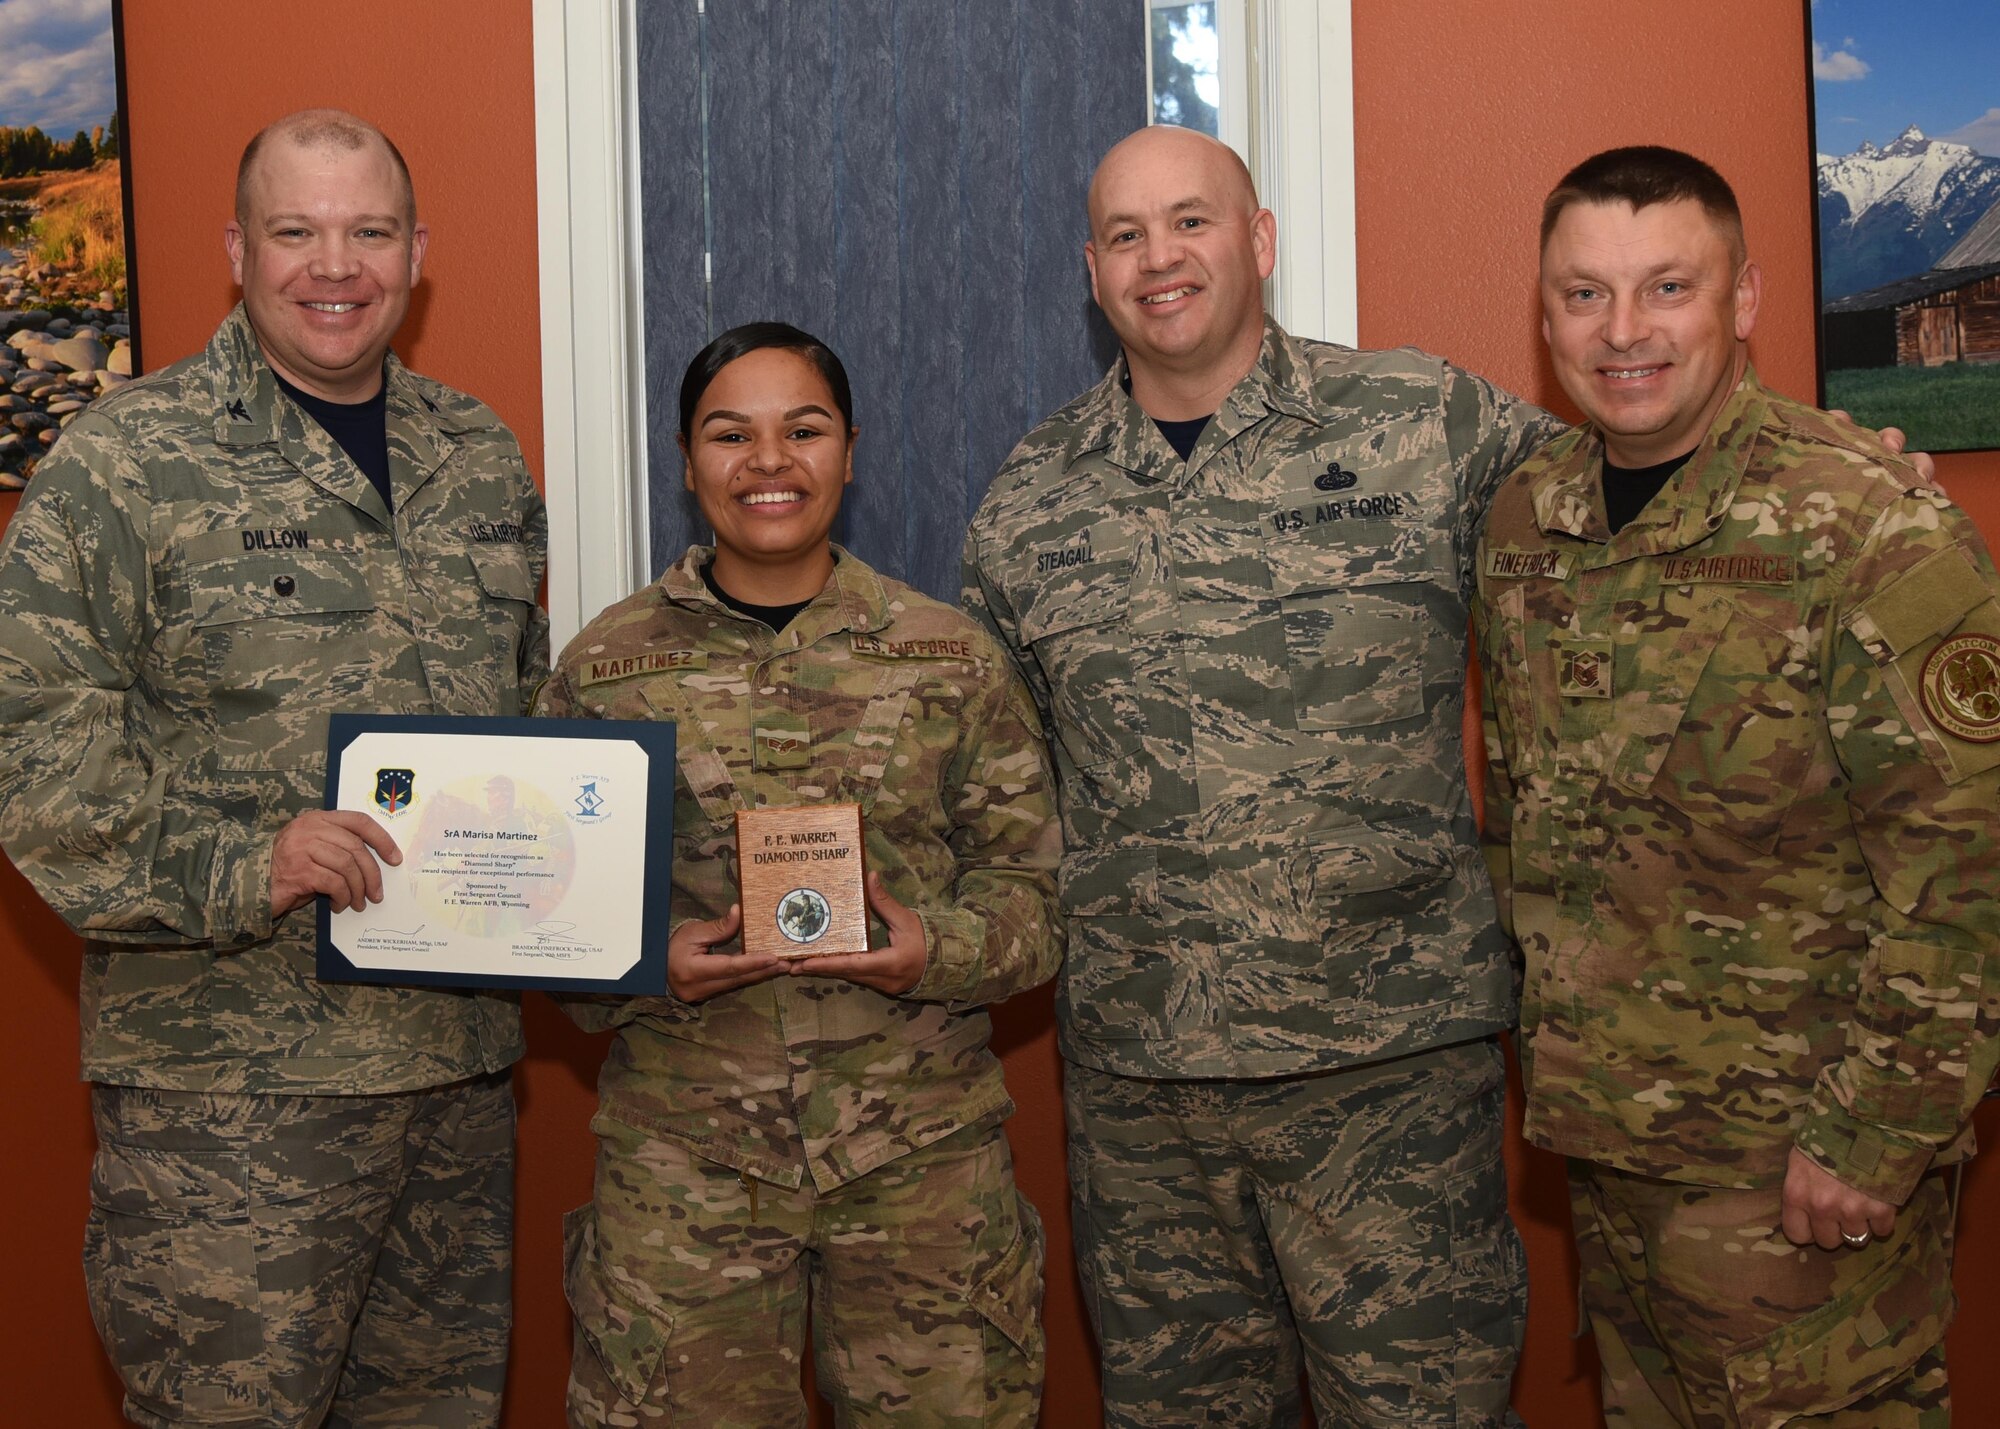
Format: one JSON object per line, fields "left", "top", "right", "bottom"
{"left": 0, "top": 236, "right": 131, "bottom": 486}
{"left": 107, "top": 340, "right": 132, "bottom": 377}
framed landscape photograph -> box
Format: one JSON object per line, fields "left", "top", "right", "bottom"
{"left": 1809, "top": 0, "right": 2000, "bottom": 452}
{"left": 0, "top": 0, "right": 138, "bottom": 490}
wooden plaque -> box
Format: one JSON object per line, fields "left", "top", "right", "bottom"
{"left": 735, "top": 803, "right": 869, "bottom": 959}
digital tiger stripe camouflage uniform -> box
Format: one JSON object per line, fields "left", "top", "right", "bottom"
{"left": 964, "top": 318, "right": 1563, "bottom": 1426}
{"left": 1476, "top": 371, "right": 2000, "bottom": 1426}
{"left": 536, "top": 548, "right": 1062, "bottom": 1427}
{"left": 0, "top": 304, "right": 548, "bottom": 1427}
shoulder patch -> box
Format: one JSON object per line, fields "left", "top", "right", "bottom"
{"left": 1920, "top": 633, "right": 2000, "bottom": 744}
{"left": 1852, "top": 546, "right": 1991, "bottom": 657}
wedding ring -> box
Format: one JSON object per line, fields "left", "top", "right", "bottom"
{"left": 1841, "top": 1231, "right": 1870, "bottom": 1247}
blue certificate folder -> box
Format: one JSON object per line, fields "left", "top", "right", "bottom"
{"left": 316, "top": 713, "right": 675, "bottom": 994}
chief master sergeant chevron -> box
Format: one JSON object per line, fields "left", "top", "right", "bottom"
{"left": 0, "top": 111, "right": 547, "bottom": 1427}
{"left": 963, "top": 123, "right": 1562, "bottom": 1426}
{"left": 1475, "top": 145, "right": 2000, "bottom": 1426}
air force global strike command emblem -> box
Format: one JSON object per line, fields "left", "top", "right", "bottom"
{"left": 374, "top": 768, "right": 416, "bottom": 816}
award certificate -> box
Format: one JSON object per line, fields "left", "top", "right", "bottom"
{"left": 316, "top": 714, "right": 675, "bottom": 993}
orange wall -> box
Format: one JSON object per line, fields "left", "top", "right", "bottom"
{"left": 3, "top": 2, "right": 1998, "bottom": 1425}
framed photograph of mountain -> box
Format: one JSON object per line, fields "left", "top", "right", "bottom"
{"left": 1809, "top": 0, "right": 2000, "bottom": 452}
{"left": 0, "top": 0, "right": 140, "bottom": 491}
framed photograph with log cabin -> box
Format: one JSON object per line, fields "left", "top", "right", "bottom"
{"left": 0, "top": 0, "right": 139, "bottom": 492}
{"left": 1808, "top": 0, "right": 2000, "bottom": 452}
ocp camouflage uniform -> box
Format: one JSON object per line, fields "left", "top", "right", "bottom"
{"left": 534, "top": 548, "right": 1062, "bottom": 1427}
{"left": 962, "top": 320, "right": 1563, "bottom": 1426}
{"left": 0, "top": 306, "right": 548, "bottom": 1428}
{"left": 1475, "top": 371, "right": 2000, "bottom": 1427}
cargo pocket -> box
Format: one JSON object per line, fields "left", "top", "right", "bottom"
{"left": 1056, "top": 844, "right": 1179, "bottom": 1042}
{"left": 1309, "top": 820, "right": 1464, "bottom": 1015}
{"left": 1446, "top": 1145, "right": 1527, "bottom": 1423}
{"left": 969, "top": 1196, "right": 1047, "bottom": 1421}
{"left": 86, "top": 1141, "right": 268, "bottom": 1422}
{"left": 1723, "top": 1218, "right": 1954, "bottom": 1428}
{"left": 563, "top": 1204, "right": 671, "bottom": 1417}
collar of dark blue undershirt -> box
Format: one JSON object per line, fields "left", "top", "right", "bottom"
{"left": 701, "top": 556, "right": 833, "bottom": 632}
{"left": 273, "top": 368, "right": 392, "bottom": 511}
{"left": 1602, "top": 448, "right": 1697, "bottom": 535}
{"left": 1122, "top": 368, "right": 1210, "bottom": 462}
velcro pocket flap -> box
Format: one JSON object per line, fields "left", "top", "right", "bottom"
{"left": 1849, "top": 546, "right": 1989, "bottom": 656}
{"left": 189, "top": 556, "right": 374, "bottom": 629}
{"left": 469, "top": 543, "right": 536, "bottom": 603}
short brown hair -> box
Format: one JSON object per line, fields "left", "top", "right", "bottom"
{"left": 1541, "top": 146, "right": 1742, "bottom": 262}
{"left": 236, "top": 109, "right": 416, "bottom": 223}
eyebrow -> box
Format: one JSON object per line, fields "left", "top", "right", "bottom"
{"left": 262, "top": 211, "right": 404, "bottom": 229}
{"left": 1098, "top": 196, "right": 1212, "bottom": 231}
{"left": 701, "top": 404, "right": 836, "bottom": 428}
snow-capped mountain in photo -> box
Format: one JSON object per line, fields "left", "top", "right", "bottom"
{"left": 1816, "top": 125, "right": 2000, "bottom": 300}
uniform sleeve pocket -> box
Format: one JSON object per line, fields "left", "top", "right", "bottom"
{"left": 1847, "top": 936, "right": 1985, "bottom": 1137}
{"left": 562, "top": 1204, "right": 671, "bottom": 1410}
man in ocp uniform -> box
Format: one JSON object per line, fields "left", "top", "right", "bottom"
{"left": 1476, "top": 145, "right": 2000, "bottom": 1426}
{"left": 0, "top": 110, "right": 546, "bottom": 1427}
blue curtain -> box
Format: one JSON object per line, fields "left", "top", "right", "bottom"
{"left": 636, "top": 0, "right": 1146, "bottom": 599}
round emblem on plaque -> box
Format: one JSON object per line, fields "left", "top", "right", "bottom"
{"left": 1921, "top": 632, "right": 2000, "bottom": 743}
{"left": 775, "top": 887, "right": 832, "bottom": 945}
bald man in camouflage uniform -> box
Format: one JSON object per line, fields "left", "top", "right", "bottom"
{"left": 537, "top": 547, "right": 1061, "bottom": 1426}
{"left": 964, "top": 124, "right": 1559, "bottom": 1426}
{"left": 1477, "top": 146, "right": 2000, "bottom": 1426}
{"left": 0, "top": 112, "right": 545, "bottom": 1427}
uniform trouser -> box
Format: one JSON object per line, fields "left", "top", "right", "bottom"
{"left": 84, "top": 1073, "right": 515, "bottom": 1429}
{"left": 563, "top": 1116, "right": 1045, "bottom": 1427}
{"left": 1570, "top": 1161, "right": 1957, "bottom": 1429}
{"left": 1065, "top": 1038, "right": 1527, "bottom": 1428}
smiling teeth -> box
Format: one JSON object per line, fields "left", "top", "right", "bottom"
{"left": 741, "top": 491, "right": 803, "bottom": 505}
{"left": 1606, "top": 367, "right": 1659, "bottom": 378}
{"left": 1140, "top": 287, "right": 1196, "bottom": 305}
{"left": 305, "top": 302, "right": 357, "bottom": 313}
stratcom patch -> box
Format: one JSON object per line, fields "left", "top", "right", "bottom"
{"left": 1921, "top": 633, "right": 2000, "bottom": 744}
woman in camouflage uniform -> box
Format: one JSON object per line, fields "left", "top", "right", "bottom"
{"left": 538, "top": 323, "right": 1064, "bottom": 1427}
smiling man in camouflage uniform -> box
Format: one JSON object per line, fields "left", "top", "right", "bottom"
{"left": 963, "top": 123, "right": 1560, "bottom": 1427}
{"left": 1475, "top": 146, "right": 2000, "bottom": 1427}
{"left": 0, "top": 111, "right": 546, "bottom": 1427}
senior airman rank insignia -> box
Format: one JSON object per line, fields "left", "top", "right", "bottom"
{"left": 754, "top": 721, "right": 813, "bottom": 771}
{"left": 1558, "top": 634, "right": 1613, "bottom": 699}
{"left": 1921, "top": 633, "right": 2000, "bottom": 743}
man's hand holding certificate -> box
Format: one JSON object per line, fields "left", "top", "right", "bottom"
{"left": 316, "top": 714, "right": 675, "bottom": 993}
